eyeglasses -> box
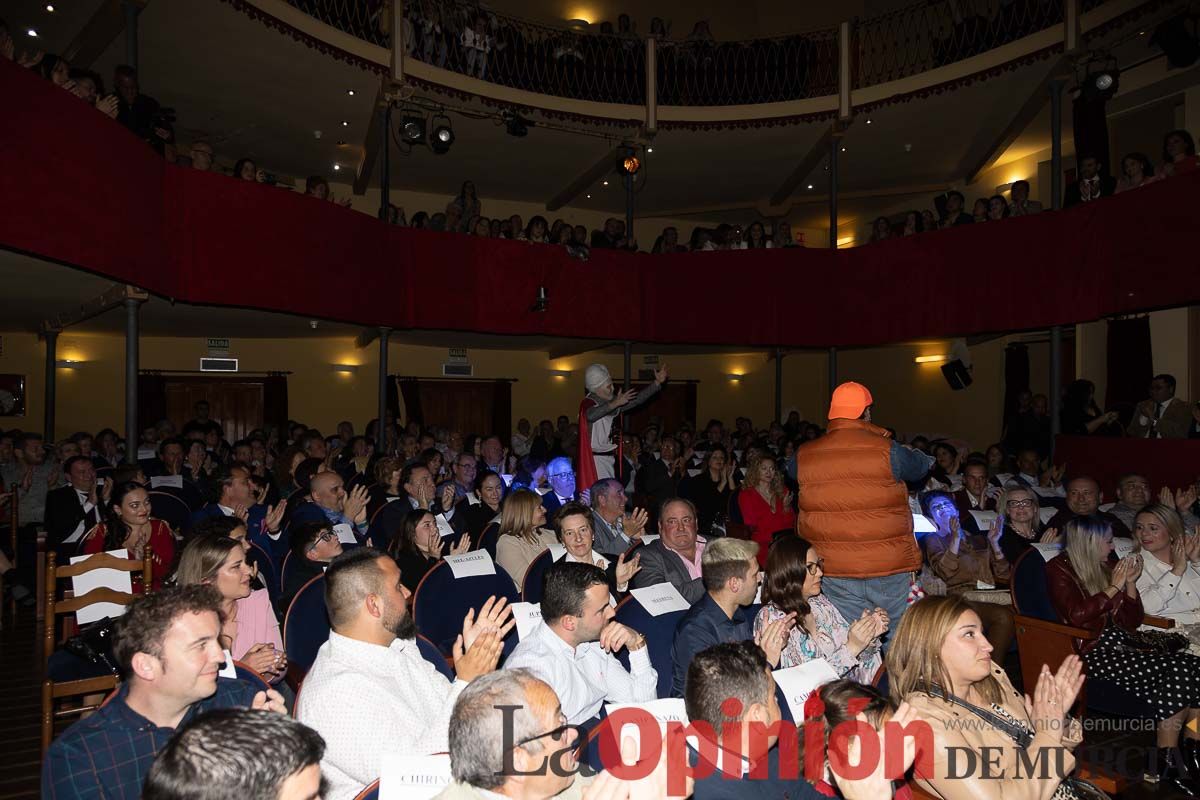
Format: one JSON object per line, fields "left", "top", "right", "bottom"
{"left": 512, "top": 713, "right": 573, "bottom": 749}
{"left": 929, "top": 504, "right": 955, "bottom": 514}
{"left": 549, "top": 471, "right": 575, "bottom": 480}
{"left": 1006, "top": 499, "right": 1033, "bottom": 508}
{"left": 805, "top": 559, "right": 825, "bottom": 576}
{"left": 307, "top": 531, "right": 336, "bottom": 552}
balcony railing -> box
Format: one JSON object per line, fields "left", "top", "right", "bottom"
{"left": 282, "top": 0, "right": 1122, "bottom": 107}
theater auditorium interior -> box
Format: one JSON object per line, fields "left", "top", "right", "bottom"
{"left": 4, "top": 0, "right": 1200, "bottom": 798}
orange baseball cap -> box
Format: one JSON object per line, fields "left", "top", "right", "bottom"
{"left": 828, "top": 381, "right": 873, "bottom": 420}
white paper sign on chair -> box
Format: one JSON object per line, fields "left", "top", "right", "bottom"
{"left": 771, "top": 659, "right": 840, "bottom": 721}
{"left": 629, "top": 582, "right": 690, "bottom": 616}
{"left": 444, "top": 549, "right": 498, "bottom": 579}
{"left": 970, "top": 510, "right": 998, "bottom": 529}
{"left": 69, "top": 549, "right": 133, "bottom": 625}
{"left": 332, "top": 523, "right": 358, "bottom": 545}
{"left": 150, "top": 475, "right": 183, "bottom": 490}
{"left": 510, "top": 602, "right": 543, "bottom": 640}
{"left": 380, "top": 753, "right": 453, "bottom": 800}
{"left": 605, "top": 698, "right": 689, "bottom": 757}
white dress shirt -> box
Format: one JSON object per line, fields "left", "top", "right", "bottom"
{"left": 65, "top": 488, "right": 98, "bottom": 544}
{"left": 297, "top": 632, "right": 466, "bottom": 800}
{"left": 503, "top": 621, "right": 657, "bottom": 724}
{"left": 1136, "top": 554, "right": 1200, "bottom": 625}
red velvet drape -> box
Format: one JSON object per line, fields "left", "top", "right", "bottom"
{"left": 3, "top": 57, "right": 1200, "bottom": 349}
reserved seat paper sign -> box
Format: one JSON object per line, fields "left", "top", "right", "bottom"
{"left": 510, "top": 602, "right": 542, "bottom": 640}
{"left": 630, "top": 582, "right": 691, "bottom": 615}
{"left": 380, "top": 754, "right": 453, "bottom": 800}
{"left": 444, "top": 549, "right": 498, "bottom": 578}
{"left": 772, "top": 659, "right": 840, "bottom": 721}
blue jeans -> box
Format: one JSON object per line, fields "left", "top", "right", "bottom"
{"left": 820, "top": 572, "right": 913, "bottom": 653}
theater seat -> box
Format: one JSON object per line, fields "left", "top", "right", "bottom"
{"left": 412, "top": 560, "right": 519, "bottom": 659}
{"left": 248, "top": 541, "right": 280, "bottom": 607}
{"left": 233, "top": 661, "right": 272, "bottom": 694}
{"left": 352, "top": 780, "right": 379, "bottom": 800}
{"left": 521, "top": 548, "right": 555, "bottom": 604}
{"left": 612, "top": 595, "right": 687, "bottom": 699}
{"left": 477, "top": 522, "right": 501, "bottom": 560}
{"left": 416, "top": 633, "right": 454, "bottom": 681}
{"left": 283, "top": 575, "right": 331, "bottom": 679}
{"left": 366, "top": 501, "right": 407, "bottom": 551}
{"left": 147, "top": 491, "right": 191, "bottom": 535}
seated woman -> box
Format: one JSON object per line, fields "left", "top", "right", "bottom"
{"left": 888, "top": 595, "right": 1084, "bottom": 800}
{"left": 279, "top": 520, "right": 343, "bottom": 611}
{"left": 454, "top": 469, "right": 504, "bottom": 545}
{"left": 366, "top": 456, "right": 403, "bottom": 521}
{"left": 814, "top": 680, "right": 917, "bottom": 800}
{"left": 176, "top": 534, "right": 286, "bottom": 684}
{"left": 495, "top": 489, "right": 557, "bottom": 587}
{"left": 929, "top": 442, "right": 962, "bottom": 487}
{"left": 754, "top": 536, "right": 885, "bottom": 682}
{"left": 388, "top": 509, "right": 470, "bottom": 594}
{"left": 1135, "top": 502, "right": 1200, "bottom": 625}
{"left": 679, "top": 445, "right": 736, "bottom": 536}
{"left": 920, "top": 491, "right": 1014, "bottom": 657}
{"left": 997, "top": 485, "right": 1060, "bottom": 563}
{"left": 272, "top": 446, "right": 305, "bottom": 501}
{"left": 550, "top": 501, "right": 640, "bottom": 598}
{"left": 1047, "top": 516, "right": 1200, "bottom": 792}
{"left": 81, "top": 481, "right": 175, "bottom": 591}
{"left": 738, "top": 456, "right": 795, "bottom": 565}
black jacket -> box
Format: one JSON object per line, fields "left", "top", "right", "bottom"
{"left": 43, "top": 484, "right": 102, "bottom": 560}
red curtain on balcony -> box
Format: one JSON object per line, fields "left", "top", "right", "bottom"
{"left": 4, "top": 57, "right": 1200, "bottom": 349}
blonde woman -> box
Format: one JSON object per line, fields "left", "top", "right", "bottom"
{"left": 737, "top": 456, "right": 795, "bottom": 565}
{"left": 175, "top": 534, "right": 286, "bottom": 684}
{"left": 1048, "top": 516, "right": 1200, "bottom": 791}
{"left": 1134, "top": 503, "right": 1200, "bottom": 625}
{"left": 495, "top": 489, "right": 557, "bottom": 587}
{"left": 997, "top": 485, "right": 1059, "bottom": 563}
{"left": 888, "top": 595, "right": 1084, "bottom": 800}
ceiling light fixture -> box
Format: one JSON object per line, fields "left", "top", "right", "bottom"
{"left": 400, "top": 113, "right": 426, "bottom": 144}
{"left": 46, "top": 4, "right": 56, "bottom": 11}
{"left": 807, "top": 184, "right": 814, "bottom": 189}
{"left": 724, "top": 373, "right": 745, "bottom": 383}
{"left": 27, "top": 28, "right": 38, "bottom": 37}
{"left": 841, "top": 146, "right": 846, "bottom": 152}
{"left": 430, "top": 114, "right": 455, "bottom": 155}
{"left": 333, "top": 164, "right": 340, "bottom": 171}
{"left": 602, "top": 180, "right": 609, "bottom": 186}
{"left": 586, "top": 194, "right": 591, "bottom": 199}
{"left": 646, "top": 146, "right": 654, "bottom": 153}
{"left": 346, "top": 89, "right": 355, "bottom": 96}
{"left": 341, "top": 120, "right": 349, "bottom": 127}
{"left": 914, "top": 354, "right": 948, "bottom": 364}
{"left": 331, "top": 364, "right": 358, "bottom": 374}
{"left": 866, "top": 118, "right": 873, "bottom": 124}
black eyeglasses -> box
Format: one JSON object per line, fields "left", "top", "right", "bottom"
{"left": 512, "top": 713, "right": 573, "bottom": 749}
{"left": 549, "top": 471, "right": 575, "bottom": 480}
{"left": 307, "top": 531, "right": 336, "bottom": 552}
{"left": 805, "top": 559, "right": 825, "bottom": 576}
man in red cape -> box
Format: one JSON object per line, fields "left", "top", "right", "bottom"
{"left": 577, "top": 362, "right": 669, "bottom": 489}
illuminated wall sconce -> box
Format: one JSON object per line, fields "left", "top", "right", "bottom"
{"left": 914, "top": 354, "right": 948, "bottom": 364}
{"left": 724, "top": 373, "right": 745, "bottom": 382}
{"left": 331, "top": 364, "right": 358, "bottom": 374}
{"left": 55, "top": 359, "right": 82, "bottom": 369}
{"left": 549, "top": 369, "right": 572, "bottom": 379}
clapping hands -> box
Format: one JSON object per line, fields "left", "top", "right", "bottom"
{"left": 1023, "top": 656, "right": 1085, "bottom": 742}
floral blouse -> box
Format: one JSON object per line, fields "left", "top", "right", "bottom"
{"left": 754, "top": 596, "right": 882, "bottom": 683}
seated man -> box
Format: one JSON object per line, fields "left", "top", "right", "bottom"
{"left": 1128, "top": 374, "right": 1192, "bottom": 439}
{"left": 588, "top": 478, "right": 646, "bottom": 557}
{"left": 143, "top": 708, "right": 325, "bottom": 800}
{"left": 671, "top": 538, "right": 794, "bottom": 697}
{"left": 1109, "top": 473, "right": 1151, "bottom": 532}
{"left": 541, "top": 456, "right": 578, "bottom": 516}
{"left": 1046, "top": 475, "right": 1132, "bottom": 538}
{"left": 952, "top": 457, "right": 998, "bottom": 519}
{"left": 288, "top": 471, "right": 369, "bottom": 547}
{"left": 296, "top": 548, "right": 511, "bottom": 800}
{"left": 42, "top": 585, "right": 286, "bottom": 799}
{"left": 436, "top": 669, "right": 584, "bottom": 800}
{"left": 280, "top": 520, "right": 344, "bottom": 611}
{"left": 43, "top": 455, "right": 102, "bottom": 561}
{"left": 505, "top": 561, "right": 656, "bottom": 726}
{"left": 630, "top": 498, "right": 706, "bottom": 604}
{"left": 189, "top": 464, "right": 285, "bottom": 559}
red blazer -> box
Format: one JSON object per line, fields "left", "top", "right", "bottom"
{"left": 1045, "top": 553, "right": 1142, "bottom": 654}
{"left": 82, "top": 518, "right": 176, "bottom": 591}
{"left": 738, "top": 488, "right": 796, "bottom": 566}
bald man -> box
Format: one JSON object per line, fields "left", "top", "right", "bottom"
{"left": 288, "top": 470, "right": 371, "bottom": 547}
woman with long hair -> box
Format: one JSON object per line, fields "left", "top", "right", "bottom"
{"left": 1060, "top": 379, "right": 1120, "bottom": 436}
{"left": 455, "top": 469, "right": 505, "bottom": 545}
{"left": 678, "top": 444, "right": 736, "bottom": 537}
{"left": 919, "top": 491, "right": 1014, "bottom": 657}
{"left": 388, "top": 509, "right": 470, "bottom": 593}
{"left": 1117, "top": 152, "right": 1159, "bottom": 192}
{"left": 495, "top": 489, "right": 557, "bottom": 586}
{"left": 1134, "top": 503, "right": 1200, "bottom": 625}
{"left": 1158, "top": 129, "right": 1199, "bottom": 178}
{"left": 81, "top": 481, "right": 174, "bottom": 590}
{"left": 745, "top": 221, "right": 772, "bottom": 249}
{"left": 997, "top": 485, "right": 1059, "bottom": 563}
{"left": 737, "top": 456, "right": 795, "bottom": 564}
{"left": 887, "top": 595, "right": 1085, "bottom": 799}
{"left": 755, "top": 535, "right": 886, "bottom": 681}
{"left": 1047, "top": 516, "right": 1200, "bottom": 791}
{"left": 451, "top": 180, "right": 481, "bottom": 229}
{"left": 175, "top": 534, "right": 286, "bottom": 683}
{"left": 520, "top": 216, "right": 549, "bottom": 244}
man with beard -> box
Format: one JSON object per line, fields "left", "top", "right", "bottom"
{"left": 296, "top": 548, "right": 514, "bottom": 800}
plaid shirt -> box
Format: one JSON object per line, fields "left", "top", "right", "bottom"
{"left": 42, "top": 678, "right": 260, "bottom": 799}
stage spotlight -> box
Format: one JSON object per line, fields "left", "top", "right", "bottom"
{"left": 530, "top": 286, "right": 548, "bottom": 313}
{"left": 504, "top": 111, "right": 530, "bottom": 137}
{"left": 400, "top": 114, "right": 426, "bottom": 144}
{"left": 1081, "top": 61, "right": 1119, "bottom": 102}
{"left": 1151, "top": 16, "right": 1200, "bottom": 69}
{"left": 621, "top": 155, "right": 641, "bottom": 174}
{"left": 430, "top": 116, "right": 454, "bottom": 154}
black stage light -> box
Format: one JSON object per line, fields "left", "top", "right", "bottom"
{"left": 400, "top": 114, "right": 426, "bottom": 144}
{"left": 430, "top": 115, "right": 454, "bottom": 154}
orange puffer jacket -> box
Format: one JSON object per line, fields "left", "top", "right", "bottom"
{"left": 794, "top": 418, "right": 918, "bottom": 578}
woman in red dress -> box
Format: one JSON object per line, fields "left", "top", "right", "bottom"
{"left": 82, "top": 481, "right": 175, "bottom": 590}
{"left": 738, "top": 456, "right": 796, "bottom": 565}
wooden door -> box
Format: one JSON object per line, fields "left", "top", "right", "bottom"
{"left": 416, "top": 381, "right": 498, "bottom": 439}
{"left": 165, "top": 378, "right": 265, "bottom": 442}
{"left": 622, "top": 382, "right": 697, "bottom": 435}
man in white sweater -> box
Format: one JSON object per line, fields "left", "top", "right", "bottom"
{"left": 296, "top": 548, "right": 513, "bottom": 800}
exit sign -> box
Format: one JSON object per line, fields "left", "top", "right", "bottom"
{"left": 206, "top": 337, "right": 230, "bottom": 351}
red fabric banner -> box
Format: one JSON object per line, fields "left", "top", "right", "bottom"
{"left": 1053, "top": 435, "right": 1200, "bottom": 499}
{"left": 2, "top": 57, "right": 1199, "bottom": 347}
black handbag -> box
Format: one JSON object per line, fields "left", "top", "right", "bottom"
{"left": 63, "top": 616, "right": 120, "bottom": 676}
{"left": 1105, "top": 624, "right": 1189, "bottom": 655}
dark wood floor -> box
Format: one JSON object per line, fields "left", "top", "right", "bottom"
{"left": 0, "top": 607, "right": 43, "bottom": 800}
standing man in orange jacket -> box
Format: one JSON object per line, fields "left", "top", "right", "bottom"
{"left": 794, "top": 381, "right": 934, "bottom": 648}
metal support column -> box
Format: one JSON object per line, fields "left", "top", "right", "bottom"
{"left": 622, "top": 342, "right": 633, "bottom": 434}
{"left": 377, "top": 327, "right": 390, "bottom": 455}
{"left": 624, "top": 173, "right": 634, "bottom": 248}
{"left": 124, "top": 297, "right": 140, "bottom": 464}
{"left": 828, "top": 347, "right": 838, "bottom": 398}
{"left": 379, "top": 103, "right": 391, "bottom": 221}
{"left": 828, "top": 135, "right": 839, "bottom": 249}
{"left": 1049, "top": 326, "right": 1062, "bottom": 455}
{"left": 43, "top": 330, "right": 58, "bottom": 443}
{"left": 123, "top": 1, "right": 139, "bottom": 72}
{"left": 1050, "top": 79, "right": 1064, "bottom": 211}
{"left": 774, "top": 349, "right": 784, "bottom": 423}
